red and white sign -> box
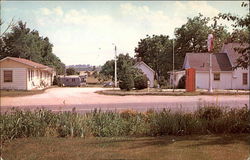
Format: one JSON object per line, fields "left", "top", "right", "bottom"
{"left": 207, "top": 34, "right": 214, "bottom": 52}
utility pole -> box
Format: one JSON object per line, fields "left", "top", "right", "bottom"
{"left": 112, "top": 43, "right": 117, "bottom": 88}
{"left": 172, "top": 39, "right": 175, "bottom": 92}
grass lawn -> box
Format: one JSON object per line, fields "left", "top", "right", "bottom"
{"left": 0, "top": 89, "right": 46, "bottom": 97}
{"left": 96, "top": 88, "right": 250, "bottom": 96}
{"left": 0, "top": 86, "right": 57, "bottom": 97}
{"left": 2, "top": 134, "right": 250, "bottom": 160}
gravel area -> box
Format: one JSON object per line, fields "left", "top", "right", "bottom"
{"left": 1, "top": 87, "right": 249, "bottom": 112}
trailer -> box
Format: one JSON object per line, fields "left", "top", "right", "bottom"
{"left": 58, "top": 75, "right": 86, "bottom": 87}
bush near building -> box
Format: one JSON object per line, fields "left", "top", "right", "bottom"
{"left": 134, "top": 73, "right": 148, "bottom": 90}
{"left": 119, "top": 73, "right": 134, "bottom": 91}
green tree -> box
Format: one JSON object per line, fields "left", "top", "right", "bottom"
{"left": 66, "top": 67, "right": 77, "bottom": 75}
{"left": 175, "top": 14, "right": 230, "bottom": 60}
{"left": 216, "top": 2, "right": 250, "bottom": 68}
{"left": 135, "top": 35, "right": 176, "bottom": 81}
{"left": 0, "top": 21, "right": 65, "bottom": 74}
{"left": 99, "top": 53, "right": 135, "bottom": 81}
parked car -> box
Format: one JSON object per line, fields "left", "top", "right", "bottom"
{"left": 103, "top": 81, "right": 114, "bottom": 87}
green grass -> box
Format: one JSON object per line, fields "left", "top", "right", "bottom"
{"left": 0, "top": 89, "right": 45, "bottom": 97}
{"left": 96, "top": 89, "right": 250, "bottom": 96}
{"left": 0, "top": 86, "right": 58, "bottom": 97}
{"left": 2, "top": 134, "right": 250, "bottom": 160}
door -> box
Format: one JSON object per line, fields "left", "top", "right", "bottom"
{"left": 185, "top": 68, "right": 196, "bottom": 92}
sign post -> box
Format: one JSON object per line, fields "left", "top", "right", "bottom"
{"left": 207, "top": 34, "right": 214, "bottom": 93}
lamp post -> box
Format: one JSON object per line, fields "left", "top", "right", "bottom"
{"left": 112, "top": 43, "right": 117, "bottom": 88}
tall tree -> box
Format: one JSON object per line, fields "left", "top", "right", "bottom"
{"left": 134, "top": 35, "right": 175, "bottom": 80}
{"left": 215, "top": 2, "right": 249, "bottom": 68}
{"left": 0, "top": 21, "right": 65, "bottom": 74}
{"left": 99, "top": 53, "right": 135, "bottom": 81}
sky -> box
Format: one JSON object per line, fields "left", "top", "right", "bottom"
{"left": 1, "top": 1, "right": 248, "bottom": 66}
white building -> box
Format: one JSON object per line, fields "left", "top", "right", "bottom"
{"left": 220, "top": 43, "right": 249, "bottom": 90}
{"left": 180, "top": 43, "right": 249, "bottom": 90}
{"left": 0, "top": 57, "right": 55, "bottom": 90}
{"left": 134, "top": 61, "right": 155, "bottom": 87}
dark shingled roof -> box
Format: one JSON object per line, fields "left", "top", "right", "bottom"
{"left": 220, "top": 43, "right": 249, "bottom": 67}
{"left": 183, "top": 53, "right": 232, "bottom": 71}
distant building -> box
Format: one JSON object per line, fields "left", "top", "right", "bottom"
{"left": 134, "top": 61, "right": 155, "bottom": 87}
{"left": 0, "top": 57, "right": 55, "bottom": 90}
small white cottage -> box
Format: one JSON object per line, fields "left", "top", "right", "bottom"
{"left": 0, "top": 57, "right": 55, "bottom": 90}
{"left": 134, "top": 61, "right": 155, "bottom": 87}
{"left": 179, "top": 43, "right": 249, "bottom": 90}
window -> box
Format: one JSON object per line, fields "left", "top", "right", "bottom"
{"left": 28, "top": 70, "right": 31, "bottom": 81}
{"left": 214, "top": 73, "right": 220, "bottom": 81}
{"left": 4, "top": 70, "right": 13, "bottom": 82}
{"left": 31, "top": 70, "right": 34, "bottom": 80}
{"left": 243, "top": 73, "right": 248, "bottom": 85}
{"left": 40, "top": 72, "right": 42, "bottom": 79}
{"left": 72, "top": 79, "right": 75, "bottom": 82}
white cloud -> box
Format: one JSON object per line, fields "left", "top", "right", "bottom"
{"left": 62, "top": 9, "right": 113, "bottom": 26}
{"left": 40, "top": 8, "right": 52, "bottom": 15}
{"left": 174, "top": 1, "right": 219, "bottom": 18}
{"left": 40, "top": 7, "right": 63, "bottom": 16}
{"left": 53, "top": 7, "right": 63, "bottom": 16}
{"left": 34, "top": 2, "right": 231, "bottom": 65}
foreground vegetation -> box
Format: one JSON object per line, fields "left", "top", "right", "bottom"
{"left": 1, "top": 106, "right": 249, "bottom": 142}
{"left": 2, "top": 134, "right": 250, "bottom": 160}
{"left": 96, "top": 89, "right": 250, "bottom": 96}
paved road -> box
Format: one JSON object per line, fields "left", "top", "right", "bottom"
{"left": 1, "top": 88, "right": 249, "bottom": 113}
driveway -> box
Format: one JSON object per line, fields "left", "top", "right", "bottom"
{"left": 1, "top": 87, "right": 249, "bottom": 112}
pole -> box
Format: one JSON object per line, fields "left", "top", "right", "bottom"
{"left": 114, "top": 45, "right": 117, "bottom": 88}
{"left": 173, "top": 39, "right": 175, "bottom": 92}
{"left": 209, "top": 53, "right": 213, "bottom": 92}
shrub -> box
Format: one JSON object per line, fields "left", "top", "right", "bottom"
{"left": 119, "top": 73, "right": 134, "bottom": 91}
{"left": 134, "top": 74, "right": 148, "bottom": 90}
{"left": 196, "top": 106, "right": 223, "bottom": 120}
{"left": 158, "top": 76, "right": 168, "bottom": 87}
{"left": 1, "top": 106, "right": 249, "bottom": 142}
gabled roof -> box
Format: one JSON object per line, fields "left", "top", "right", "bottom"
{"left": 0, "top": 57, "right": 53, "bottom": 70}
{"left": 220, "top": 43, "right": 249, "bottom": 67}
{"left": 183, "top": 53, "right": 232, "bottom": 71}
{"left": 134, "top": 61, "right": 155, "bottom": 73}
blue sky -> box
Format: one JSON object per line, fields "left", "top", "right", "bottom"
{"left": 1, "top": 1, "right": 248, "bottom": 65}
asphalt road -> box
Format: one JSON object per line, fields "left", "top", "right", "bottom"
{"left": 1, "top": 87, "right": 249, "bottom": 113}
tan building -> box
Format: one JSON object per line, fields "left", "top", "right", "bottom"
{"left": 0, "top": 57, "right": 55, "bottom": 90}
